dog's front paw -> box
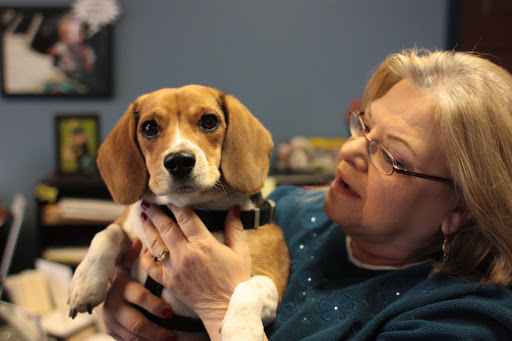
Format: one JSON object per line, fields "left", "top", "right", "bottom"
{"left": 68, "top": 257, "right": 115, "bottom": 319}
{"left": 221, "top": 314, "right": 264, "bottom": 341}
{"left": 220, "top": 276, "right": 278, "bottom": 341}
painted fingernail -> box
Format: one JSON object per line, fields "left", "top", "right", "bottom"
{"left": 141, "top": 212, "right": 148, "bottom": 222}
{"left": 233, "top": 205, "right": 241, "bottom": 219}
{"left": 141, "top": 201, "right": 149, "bottom": 210}
{"left": 162, "top": 309, "right": 174, "bottom": 318}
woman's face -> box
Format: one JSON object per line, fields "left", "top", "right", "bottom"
{"left": 324, "top": 79, "right": 456, "bottom": 266}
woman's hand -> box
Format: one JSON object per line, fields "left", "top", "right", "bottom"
{"left": 102, "top": 239, "right": 177, "bottom": 341}
{"left": 139, "top": 203, "right": 252, "bottom": 339}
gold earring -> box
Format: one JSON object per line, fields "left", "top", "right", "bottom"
{"left": 442, "top": 234, "right": 449, "bottom": 263}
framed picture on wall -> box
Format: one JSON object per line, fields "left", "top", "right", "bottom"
{"left": 0, "top": 7, "right": 113, "bottom": 97}
{"left": 55, "top": 114, "right": 100, "bottom": 174}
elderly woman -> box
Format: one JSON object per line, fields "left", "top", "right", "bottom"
{"left": 102, "top": 49, "right": 512, "bottom": 340}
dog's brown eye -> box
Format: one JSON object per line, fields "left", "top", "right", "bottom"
{"left": 141, "top": 120, "right": 159, "bottom": 138}
{"left": 199, "top": 114, "right": 219, "bottom": 131}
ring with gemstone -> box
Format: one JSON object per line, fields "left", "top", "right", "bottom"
{"left": 155, "top": 248, "right": 169, "bottom": 263}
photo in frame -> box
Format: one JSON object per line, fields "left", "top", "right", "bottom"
{"left": 55, "top": 114, "right": 100, "bottom": 174}
{"left": 0, "top": 7, "right": 113, "bottom": 97}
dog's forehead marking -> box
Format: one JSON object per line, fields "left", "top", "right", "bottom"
{"left": 139, "top": 88, "right": 221, "bottom": 121}
{"left": 163, "top": 127, "right": 202, "bottom": 154}
{"left": 145, "top": 86, "right": 218, "bottom": 107}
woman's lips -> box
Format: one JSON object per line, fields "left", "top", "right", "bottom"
{"left": 333, "top": 176, "right": 361, "bottom": 199}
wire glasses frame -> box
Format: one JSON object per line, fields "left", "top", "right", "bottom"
{"left": 349, "top": 111, "right": 453, "bottom": 184}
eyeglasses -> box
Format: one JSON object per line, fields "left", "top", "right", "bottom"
{"left": 349, "top": 111, "right": 453, "bottom": 184}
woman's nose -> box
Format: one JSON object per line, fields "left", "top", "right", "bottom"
{"left": 338, "top": 136, "right": 369, "bottom": 173}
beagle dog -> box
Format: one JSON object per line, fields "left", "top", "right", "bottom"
{"left": 68, "top": 85, "right": 290, "bottom": 340}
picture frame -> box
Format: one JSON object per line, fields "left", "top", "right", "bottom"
{"left": 0, "top": 7, "right": 113, "bottom": 97}
{"left": 55, "top": 114, "right": 100, "bottom": 174}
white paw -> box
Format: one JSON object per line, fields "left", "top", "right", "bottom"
{"left": 221, "top": 276, "right": 278, "bottom": 341}
{"left": 68, "top": 256, "right": 115, "bottom": 318}
{"left": 221, "top": 311, "right": 264, "bottom": 341}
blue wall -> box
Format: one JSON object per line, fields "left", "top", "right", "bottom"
{"left": 0, "top": 0, "right": 449, "bottom": 271}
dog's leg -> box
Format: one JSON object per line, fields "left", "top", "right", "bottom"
{"left": 68, "top": 223, "right": 132, "bottom": 318}
{"left": 220, "top": 275, "right": 278, "bottom": 341}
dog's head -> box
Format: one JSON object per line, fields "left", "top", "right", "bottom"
{"left": 97, "top": 85, "right": 273, "bottom": 206}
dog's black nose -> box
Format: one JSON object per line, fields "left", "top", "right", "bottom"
{"left": 164, "top": 151, "right": 196, "bottom": 177}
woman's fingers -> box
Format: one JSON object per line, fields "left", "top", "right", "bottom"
{"left": 122, "top": 238, "right": 142, "bottom": 268}
{"left": 141, "top": 211, "right": 169, "bottom": 257}
{"left": 166, "top": 204, "right": 211, "bottom": 240}
{"left": 115, "top": 240, "right": 174, "bottom": 318}
{"left": 140, "top": 248, "right": 164, "bottom": 288}
{"left": 224, "top": 206, "right": 249, "bottom": 257}
{"left": 141, "top": 202, "right": 189, "bottom": 251}
{"left": 103, "top": 303, "right": 162, "bottom": 341}
{"left": 121, "top": 274, "right": 174, "bottom": 318}
{"left": 103, "top": 263, "right": 175, "bottom": 340}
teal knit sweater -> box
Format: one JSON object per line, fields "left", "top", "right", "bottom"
{"left": 266, "top": 185, "right": 512, "bottom": 340}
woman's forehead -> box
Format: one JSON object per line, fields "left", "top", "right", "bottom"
{"left": 369, "top": 80, "right": 438, "bottom": 136}
{"left": 370, "top": 80, "right": 447, "bottom": 166}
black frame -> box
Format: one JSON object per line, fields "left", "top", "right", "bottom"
{"left": 0, "top": 7, "right": 113, "bottom": 97}
{"left": 55, "top": 114, "right": 100, "bottom": 175}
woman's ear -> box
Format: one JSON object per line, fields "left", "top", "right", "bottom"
{"left": 220, "top": 94, "right": 274, "bottom": 194}
{"left": 97, "top": 99, "right": 148, "bottom": 204}
{"left": 441, "top": 209, "right": 474, "bottom": 235}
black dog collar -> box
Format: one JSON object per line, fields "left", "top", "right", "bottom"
{"left": 159, "top": 199, "right": 276, "bottom": 231}
{"left": 140, "top": 199, "right": 276, "bottom": 332}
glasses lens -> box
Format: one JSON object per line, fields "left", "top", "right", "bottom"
{"left": 368, "top": 140, "right": 394, "bottom": 175}
{"left": 350, "top": 112, "right": 363, "bottom": 138}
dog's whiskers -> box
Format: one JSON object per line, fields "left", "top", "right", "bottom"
{"left": 190, "top": 205, "right": 210, "bottom": 212}
{"left": 214, "top": 180, "right": 228, "bottom": 196}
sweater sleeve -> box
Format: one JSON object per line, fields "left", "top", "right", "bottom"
{"left": 375, "top": 281, "right": 512, "bottom": 340}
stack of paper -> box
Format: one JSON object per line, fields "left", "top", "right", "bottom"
{"left": 3, "top": 270, "right": 53, "bottom": 316}
{"left": 3, "top": 260, "right": 105, "bottom": 340}
{"left": 42, "top": 198, "right": 125, "bottom": 225}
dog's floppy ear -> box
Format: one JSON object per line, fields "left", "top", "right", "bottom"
{"left": 97, "top": 99, "right": 147, "bottom": 204}
{"left": 221, "top": 94, "right": 273, "bottom": 194}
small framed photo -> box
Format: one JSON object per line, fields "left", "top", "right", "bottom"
{"left": 55, "top": 114, "right": 100, "bottom": 174}
{"left": 0, "top": 7, "right": 113, "bottom": 97}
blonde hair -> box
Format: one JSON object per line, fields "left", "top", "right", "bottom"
{"left": 362, "top": 49, "right": 512, "bottom": 286}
